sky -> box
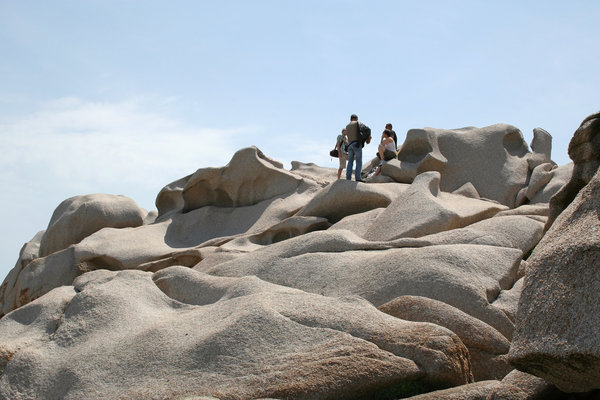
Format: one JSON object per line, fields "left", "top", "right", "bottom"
{"left": 1, "top": 0, "right": 599, "bottom": 281}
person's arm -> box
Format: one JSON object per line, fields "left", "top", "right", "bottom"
{"left": 378, "top": 141, "right": 386, "bottom": 159}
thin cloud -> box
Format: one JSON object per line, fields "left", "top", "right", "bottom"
{"left": 0, "top": 97, "right": 249, "bottom": 195}
{"left": 0, "top": 97, "right": 264, "bottom": 275}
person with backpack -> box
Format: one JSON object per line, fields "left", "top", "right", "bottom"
{"left": 345, "top": 114, "right": 371, "bottom": 182}
{"left": 336, "top": 129, "right": 349, "bottom": 179}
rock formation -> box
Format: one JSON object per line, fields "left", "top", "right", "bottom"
{"left": 0, "top": 119, "right": 591, "bottom": 399}
{"left": 509, "top": 111, "right": 600, "bottom": 393}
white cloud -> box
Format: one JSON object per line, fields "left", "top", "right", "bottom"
{"left": 0, "top": 95, "right": 338, "bottom": 278}
{"left": 0, "top": 97, "right": 249, "bottom": 200}
{"left": 0, "top": 97, "right": 264, "bottom": 277}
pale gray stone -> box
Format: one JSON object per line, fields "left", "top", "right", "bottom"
{"left": 1, "top": 247, "right": 80, "bottom": 316}
{"left": 546, "top": 111, "right": 599, "bottom": 228}
{"left": 182, "top": 147, "right": 317, "bottom": 211}
{"left": 418, "top": 215, "right": 544, "bottom": 255}
{"left": 528, "top": 162, "right": 573, "bottom": 206}
{"left": 379, "top": 295, "right": 512, "bottom": 381}
{"left": 528, "top": 127, "right": 553, "bottom": 170}
{"left": 0, "top": 269, "right": 471, "bottom": 399}
{"left": 289, "top": 161, "right": 337, "bottom": 186}
{"left": 201, "top": 229, "right": 522, "bottom": 339}
{"left": 452, "top": 182, "right": 481, "bottom": 199}
{"left": 406, "top": 381, "right": 502, "bottom": 399}
{"left": 0, "top": 230, "right": 45, "bottom": 317}
{"left": 296, "top": 178, "right": 410, "bottom": 223}
{"left": 39, "top": 194, "right": 146, "bottom": 257}
{"left": 363, "top": 172, "right": 507, "bottom": 241}
{"left": 155, "top": 173, "right": 192, "bottom": 218}
{"left": 393, "top": 124, "right": 531, "bottom": 208}
{"left": 0, "top": 135, "right": 576, "bottom": 399}
{"left": 487, "top": 369, "right": 564, "bottom": 400}
{"left": 509, "top": 166, "right": 600, "bottom": 392}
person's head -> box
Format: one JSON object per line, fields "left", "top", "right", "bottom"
{"left": 385, "top": 123, "right": 393, "bottom": 130}
{"left": 342, "top": 129, "right": 347, "bottom": 135}
{"left": 382, "top": 129, "right": 391, "bottom": 138}
{"left": 350, "top": 114, "right": 358, "bottom": 121}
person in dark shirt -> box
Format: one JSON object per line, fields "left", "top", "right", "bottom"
{"left": 344, "top": 114, "right": 371, "bottom": 182}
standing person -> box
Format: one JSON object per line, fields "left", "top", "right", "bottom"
{"left": 345, "top": 114, "right": 371, "bottom": 182}
{"left": 336, "top": 129, "right": 349, "bottom": 179}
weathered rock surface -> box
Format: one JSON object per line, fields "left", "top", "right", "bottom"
{"left": 182, "top": 147, "right": 310, "bottom": 212}
{"left": 508, "top": 161, "right": 600, "bottom": 392}
{"left": 405, "top": 369, "right": 568, "bottom": 399}
{"left": 38, "top": 193, "right": 147, "bottom": 257}
{"left": 0, "top": 114, "right": 580, "bottom": 399}
{"left": 0, "top": 268, "right": 471, "bottom": 399}
{"left": 486, "top": 369, "right": 565, "bottom": 400}
{"left": 378, "top": 124, "right": 570, "bottom": 211}
{"left": 0, "top": 231, "right": 45, "bottom": 316}
{"left": 379, "top": 295, "right": 512, "bottom": 381}
{"left": 546, "top": 111, "right": 600, "bottom": 229}
{"left": 297, "top": 179, "right": 409, "bottom": 223}
{"left": 0, "top": 147, "right": 324, "bottom": 315}
{"left": 363, "top": 171, "right": 508, "bottom": 241}
{"left": 405, "top": 380, "right": 502, "bottom": 399}
{"left": 393, "top": 124, "right": 530, "bottom": 208}
{"left": 200, "top": 230, "right": 522, "bottom": 339}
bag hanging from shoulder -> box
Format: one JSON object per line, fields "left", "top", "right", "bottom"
{"left": 329, "top": 148, "right": 339, "bottom": 158}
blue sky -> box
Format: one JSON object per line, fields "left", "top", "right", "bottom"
{"left": 1, "top": 0, "right": 599, "bottom": 280}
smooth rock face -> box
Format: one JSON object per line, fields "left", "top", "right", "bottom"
{"left": 0, "top": 121, "right": 575, "bottom": 399}
{"left": 297, "top": 179, "right": 409, "bottom": 223}
{"left": 509, "top": 165, "right": 600, "bottom": 392}
{"left": 378, "top": 295, "right": 512, "bottom": 381}
{"left": 0, "top": 231, "right": 45, "bottom": 316}
{"left": 201, "top": 230, "right": 522, "bottom": 339}
{"left": 394, "top": 124, "right": 530, "bottom": 208}
{"left": 0, "top": 148, "right": 324, "bottom": 316}
{"left": 487, "top": 369, "right": 565, "bottom": 400}
{"left": 182, "top": 147, "right": 306, "bottom": 211}
{"left": 546, "top": 111, "right": 600, "bottom": 232}
{"left": 362, "top": 171, "right": 507, "bottom": 241}
{"left": 0, "top": 268, "right": 471, "bottom": 399}
{"left": 38, "top": 193, "right": 146, "bottom": 257}
{"left": 404, "top": 380, "right": 502, "bottom": 400}
{"left": 528, "top": 127, "right": 553, "bottom": 169}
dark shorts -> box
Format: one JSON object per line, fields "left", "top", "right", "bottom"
{"left": 383, "top": 149, "right": 396, "bottom": 161}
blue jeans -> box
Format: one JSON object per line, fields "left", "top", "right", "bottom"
{"left": 346, "top": 141, "right": 362, "bottom": 181}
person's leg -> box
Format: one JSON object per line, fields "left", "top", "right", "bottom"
{"left": 338, "top": 154, "right": 346, "bottom": 179}
{"left": 355, "top": 147, "right": 363, "bottom": 181}
{"left": 346, "top": 144, "right": 355, "bottom": 180}
{"left": 374, "top": 159, "right": 384, "bottom": 176}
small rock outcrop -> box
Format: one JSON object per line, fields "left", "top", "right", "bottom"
{"left": 377, "top": 124, "right": 571, "bottom": 208}
{"left": 39, "top": 193, "right": 147, "bottom": 257}
{"left": 546, "top": 111, "right": 600, "bottom": 229}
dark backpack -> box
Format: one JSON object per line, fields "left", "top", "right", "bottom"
{"left": 359, "top": 123, "right": 371, "bottom": 147}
